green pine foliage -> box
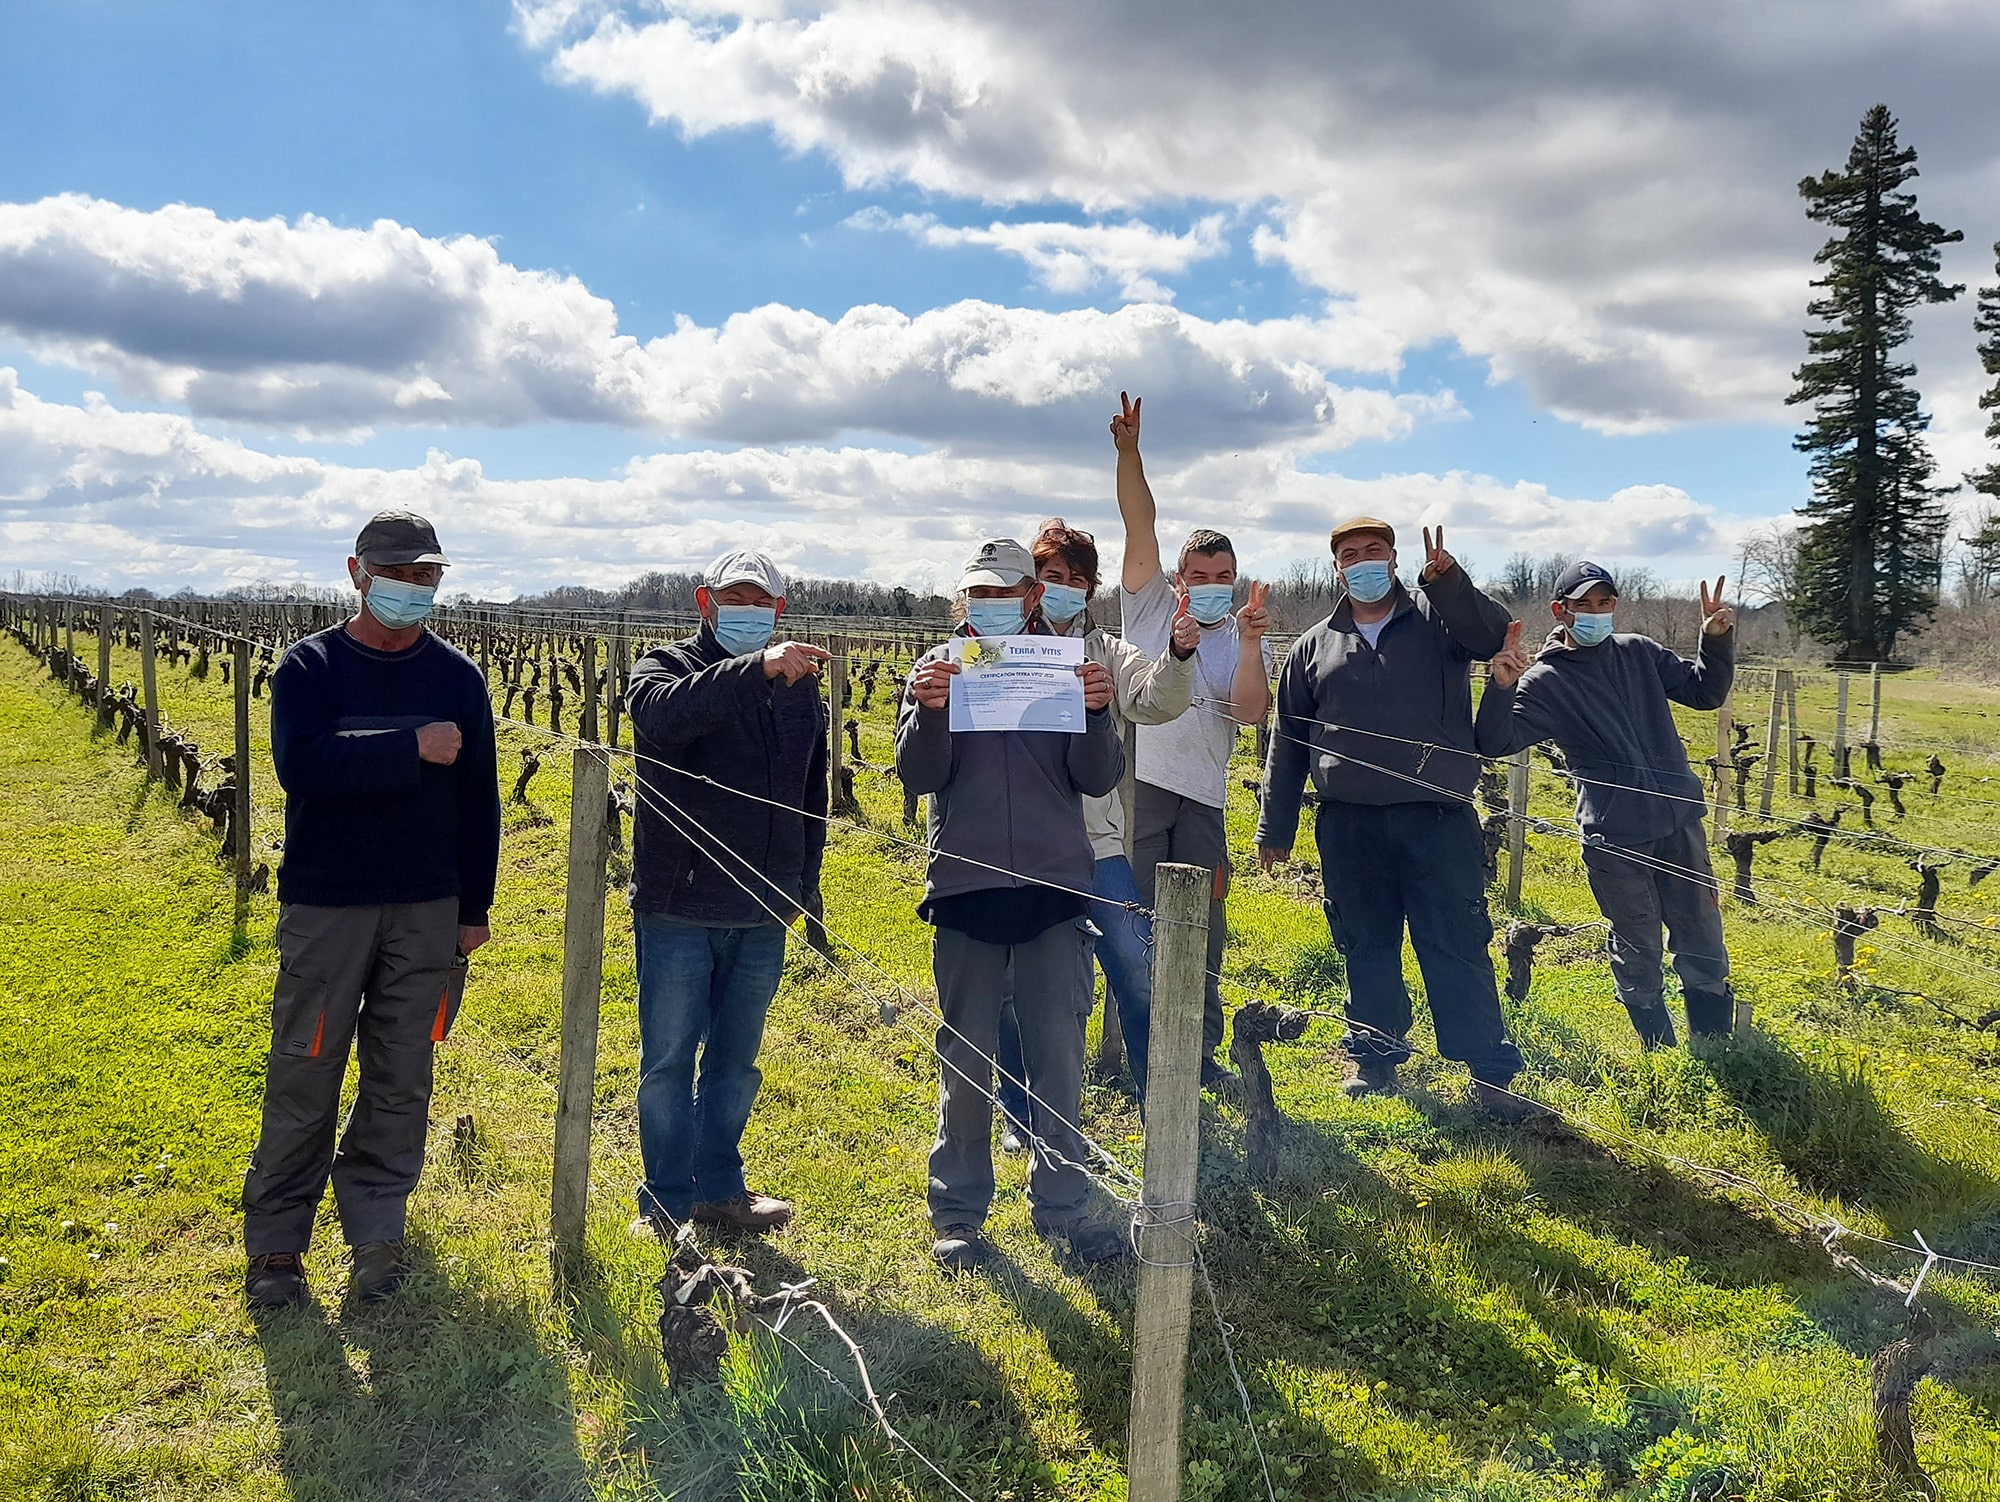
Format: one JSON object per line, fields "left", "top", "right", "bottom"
{"left": 1971, "top": 243, "right": 2000, "bottom": 510}
{"left": 1787, "top": 104, "right": 1963, "bottom": 662}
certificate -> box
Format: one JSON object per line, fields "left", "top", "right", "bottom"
{"left": 947, "top": 635, "right": 1088, "bottom": 733}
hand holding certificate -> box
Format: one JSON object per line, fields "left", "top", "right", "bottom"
{"left": 947, "top": 635, "right": 1089, "bottom": 733}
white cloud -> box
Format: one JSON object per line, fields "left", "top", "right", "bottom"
{"left": 0, "top": 194, "right": 1420, "bottom": 455}
{"left": 522, "top": 0, "right": 2000, "bottom": 432}
{"left": 0, "top": 369, "right": 1726, "bottom": 598}
{"left": 846, "top": 208, "right": 1228, "bottom": 303}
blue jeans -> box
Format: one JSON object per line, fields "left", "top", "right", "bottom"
{"left": 999, "top": 856, "right": 1156, "bottom": 1126}
{"left": 633, "top": 913, "right": 788, "bottom": 1220}
{"left": 1315, "top": 801, "right": 1524, "bottom": 1085}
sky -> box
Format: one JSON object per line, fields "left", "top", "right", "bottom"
{"left": 3, "top": 0, "right": 1999, "bottom": 601}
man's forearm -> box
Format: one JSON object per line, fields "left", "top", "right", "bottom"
{"left": 1116, "top": 449, "right": 1161, "bottom": 589}
{"left": 1227, "top": 641, "right": 1271, "bottom": 725}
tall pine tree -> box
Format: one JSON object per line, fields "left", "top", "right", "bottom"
{"left": 1974, "top": 242, "right": 2000, "bottom": 506}
{"left": 1787, "top": 104, "right": 1962, "bottom": 661}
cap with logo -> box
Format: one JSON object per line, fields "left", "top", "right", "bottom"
{"left": 703, "top": 548, "right": 787, "bottom": 598}
{"left": 1328, "top": 515, "right": 1397, "bottom": 552}
{"left": 355, "top": 511, "right": 449, "bottom": 567}
{"left": 1551, "top": 561, "right": 1618, "bottom": 601}
{"left": 961, "top": 538, "right": 1035, "bottom": 588}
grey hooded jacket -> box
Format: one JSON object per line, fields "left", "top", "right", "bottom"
{"left": 895, "top": 627, "right": 1125, "bottom": 905}
{"left": 1473, "top": 624, "right": 1734, "bottom": 847}
{"left": 1255, "top": 562, "right": 1512, "bottom": 853}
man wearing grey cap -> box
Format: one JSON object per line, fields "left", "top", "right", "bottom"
{"left": 625, "top": 547, "right": 830, "bottom": 1237}
{"left": 1255, "top": 517, "right": 1531, "bottom": 1118}
{"left": 897, "top": 538, "right": 1126, "bottom": 1269}
{"left": 1478, "top": 566, "right": 1738, "bottom": 1046}
{"left": 243, "top": 510, "right": 500, "bottom": 1308}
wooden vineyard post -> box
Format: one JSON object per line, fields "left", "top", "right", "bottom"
{"left": 1712, "top": 689, "right": 1733, "bottom": 845}
{"left": 97, "top": 604, "right": 112, "bottom": 710}
{"left": 63, "top": 599, "right": 74, "bottom": 661}
{"left": 579, "top": 635, "right": 600, "bottom": 744}
{"left": 1127, "top": 862, "right": 1210, "bottom": 1502}
{"left": 551, "top": 746, "right": 612, "bottom": 1267}
{"left": 1506, "top": 748, "right": 1529, "bottom": 910}
{"left": 1760, "top": 669, "right": 1782, "bottom": 818}
{"left": 138, "top": 609, "right": 163, "bottom": 780}
{"left": 1833, "top": 671, "right": 1850, "bottom": 780}
{"left": 1867, "top": 661, "right": 1883, "bottom": 748}
{"left": 233, "top": 638, "right": 253, "bottom": 890}
{"left": 1785, "top": 671, "right": 1800, "bottom": 796}
{"left": 606, "top": 618, "right": 627, "bottom": 749}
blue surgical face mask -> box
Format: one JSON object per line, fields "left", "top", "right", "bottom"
{"left": 1568, "top": 610, "right": 1615, "bottom": 646}
{"left": 363, "top": 571, "right": 436, "bottom": 629}
{"left": 712, "top": 604, "right": 777, "bottom": 656}
{"left": 1185, "top": 582, "right": 1235, "bottom": 625}
{"left": 966, "top": 598, "right": 1028, "bottom": 637}
{"left": 1342, "top": 560, "right": 1395, "bottom": 604}
{"left": 1039, "top": 580, "right": 1088, "bottom": 626}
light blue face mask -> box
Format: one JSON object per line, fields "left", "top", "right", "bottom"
{"left": 966, "top": 598, "right": 1029, "bottom": 637}
{"left": 1185, "top": 582, "right": 1236, "bottom": 625}
{"left": 1039, "top": 580, "right": 1088, "bottom": 626}
{"left": 713, "top": 604, "right": 777, "bottom": 656}
{"left": 363, "top": 572, "right": 436, "bottom": 629}
{"left": 1568, "top": 610, "right": 1615, "bottom": 646}
{"left": 1342, "top": 560, "right": 1395, "bottom": 604}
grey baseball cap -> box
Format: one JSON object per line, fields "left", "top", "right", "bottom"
{"left": 961, "top": 537, "right": 1035, "bottom": 588}
{"left": 1552, "top": 560, "right": 1618, "bottom": 600}
{"left": 354, "top": 511, "right": 449, "bottom": 567}
{"left": 704, "top": 547, "right": 787, "bottom": 597}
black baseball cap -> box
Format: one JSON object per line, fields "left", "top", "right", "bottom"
{"left": 1551, "top": 560, "right": 1616, "bottom": 600}
{"left": 354, "top": 511, "right": 449, "bottom": 567}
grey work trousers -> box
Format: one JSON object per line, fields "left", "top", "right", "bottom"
{"left": 928, "top": 918, "right": 1094, "bottom": 1235}
{"left": 242, "top": 898, "right": 463, "bottom": 1256}
{"left": 1580, "top": 823, "right": 1734, "bottom": 1040}
{"left": 1131, "top": 781, "right": 1229, "bottom": 1057}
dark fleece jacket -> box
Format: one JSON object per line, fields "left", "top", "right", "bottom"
{"left": 625, "top": 625, "right": 828, "bottom": 923}
{"left": 1473, "top": 625, "right": 1734, "bottom": 847}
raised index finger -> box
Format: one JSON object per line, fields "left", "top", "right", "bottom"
{"left": 1432, "top": 525, "right": 1446, "bottom": 555}
{"left": 795, "top": 643, "right": 833, "bottom": 660}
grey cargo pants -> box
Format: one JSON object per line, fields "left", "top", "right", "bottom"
{"left": 1131, "top": 782, "right": 1229, "bottom": 1058}
{"left": 242, "top": 898, "right": 464, "bottom": 1256}
{"left": 928, "top": 919, "right": 1094, "bottom": 1235}
{"left": 1581, "top": 824, "right": 1733, "bottom": 1041}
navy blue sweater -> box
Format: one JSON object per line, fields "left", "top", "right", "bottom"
{"left": 270, "top": 625, "right": 502, "bottom": 924}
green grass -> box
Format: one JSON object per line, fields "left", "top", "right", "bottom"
{"left": 4, "top": 630, "right": 2000, "bottom": 1500}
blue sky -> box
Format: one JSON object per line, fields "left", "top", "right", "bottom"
{"left": 3, "top": 0, "right": 1996, "bottom": 597}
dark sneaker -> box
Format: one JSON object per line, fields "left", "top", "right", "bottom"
{"left": 245, "top": 1252, "right": 308, "bottom": 1310}
{"left": 932, "top": 1224, "right": 990, "bottom": 1272}
{"left": 691, "top": 1192, "right": 793, "bottom": 1234}
{"left": 1200, "top": 1058, "right": 1240, "bottom": 1093}
{"left": 1470, "top": 1080, "right": 1553, "bottom": 1124}
{"left": 350, "top": 1241, "right": 411, "bottom": 1303}
{"left": 1000, "top": 1127, "right": 1027, "bottom": 1154}
{"left": 1342, "top": 1058, "right": 1399, "bottom": 1099}
{"left": 1062, "top": 1218, "right": 1132, "bottom": 1266}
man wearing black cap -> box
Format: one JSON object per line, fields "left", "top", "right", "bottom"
{"left": 1255, "top": 516, "right": 1531, "bottom": 1117}
{"left": 1477, "top": 565, "right": 1738, "bottom": 1046}
{"left": 243, "top": 511, "right": 501, "bottom": 1308}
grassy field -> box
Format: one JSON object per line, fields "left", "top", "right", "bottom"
{"left": 3, "top": 624, "right": 2000, "bottom": 1501}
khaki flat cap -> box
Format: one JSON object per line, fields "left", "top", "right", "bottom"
{"left": 1328, "top": 515, "right": 1396, "bottom": 551}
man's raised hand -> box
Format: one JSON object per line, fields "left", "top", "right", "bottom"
{"left": 1109, "top": 391, "right": 1142, "bottom": 454}
{"left": 1237, "top": 580, "right": 1270, "bottom": 642}
{"left": 908, "top": 657, "right": 960, "bottom": 710}
{"left": 1420, "top": 526, "right": 1457, "bottom": 582}
{"left": 1488, "top": 619, "right": 1531, "bottom": 688}
{"left": 763, "top": 641, "right": 831, "bottom": 684}
{"left": 1077, "top": 659, "right": 1114, "bottom": 711}
{"left": 1699, "top": 575, "right": 1735, "bottom": 637}
{"left": 1169, "top": 590, "right": 1200, "bottom": 657}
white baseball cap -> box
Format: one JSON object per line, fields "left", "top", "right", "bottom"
{"left": 703, "top": 547, "right": 786, "bottom": 597}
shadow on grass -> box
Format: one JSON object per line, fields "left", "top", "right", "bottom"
{"left": 253, "top": 1237, "right": 589, "bottom": 1502}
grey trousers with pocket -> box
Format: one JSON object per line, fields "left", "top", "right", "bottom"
{"left": 242, "top": 897, "right": 464, "bottom": 1256}
{"left": 928, "top": 918, "right": 1094, "bottom": 1235}
{"left": 1580, "top": 823, "right": 1734, "bottom": 1039}
{"left": 1130, "top": 781, "right": 1229, "bottom": 1057}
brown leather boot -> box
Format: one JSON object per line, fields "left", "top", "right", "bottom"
{"left": 245, "top": 1252, "right": 309, "bottom": 1310}
{"left": 350, "top": 1241, "right": 411, "bottom": 1302}
{"left": 690, "top": 1191, "right": 793, "bottom": 1233}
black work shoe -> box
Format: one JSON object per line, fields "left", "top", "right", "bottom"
{"left": 931, "top": 1224, "right": 990, "bottom": 1272}
{"left": 1200, "top": 1058, "right": 1240, "bottom": 1093}
{"left": 245, "top": 1252, "right": 308, "bottom": 1310}
{"left": 1062, "top": 1218, "right": 1132, "bottom": 1266}
{"left": 350, "top": 1241, "right": 411, "bottom": 1303}
{"left": 1470, "top": 1080, "right": 1553, "bottom": 1124}
{"left": 1342, "top": 1058, "right": 1399, "bottom": 1099}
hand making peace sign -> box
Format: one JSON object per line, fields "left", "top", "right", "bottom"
{"left": 1236, "top": 580, "right": 1271, "bottom": 642}
{"left": 1109, "top": 391, "right": 1142, "bottom": 453}
{"left": 1698, "top": 575, "right": 1734, "bottom": 637}
{"left": 1488, "top": 619, "right": 1531, "bottom": 688}
{"left": 1420, "top": 526, "right": 1457, "bottom": 582}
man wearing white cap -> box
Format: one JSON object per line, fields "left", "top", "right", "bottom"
{"left": 624, "top": 548, "right": 831, "bottom": 1236}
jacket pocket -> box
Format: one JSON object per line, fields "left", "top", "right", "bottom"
{"left": 428, "top": 957, "right": 471, "bottom": 1043}
{"left": 272, "top": 967, "right": 330, "bottom": 1059}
